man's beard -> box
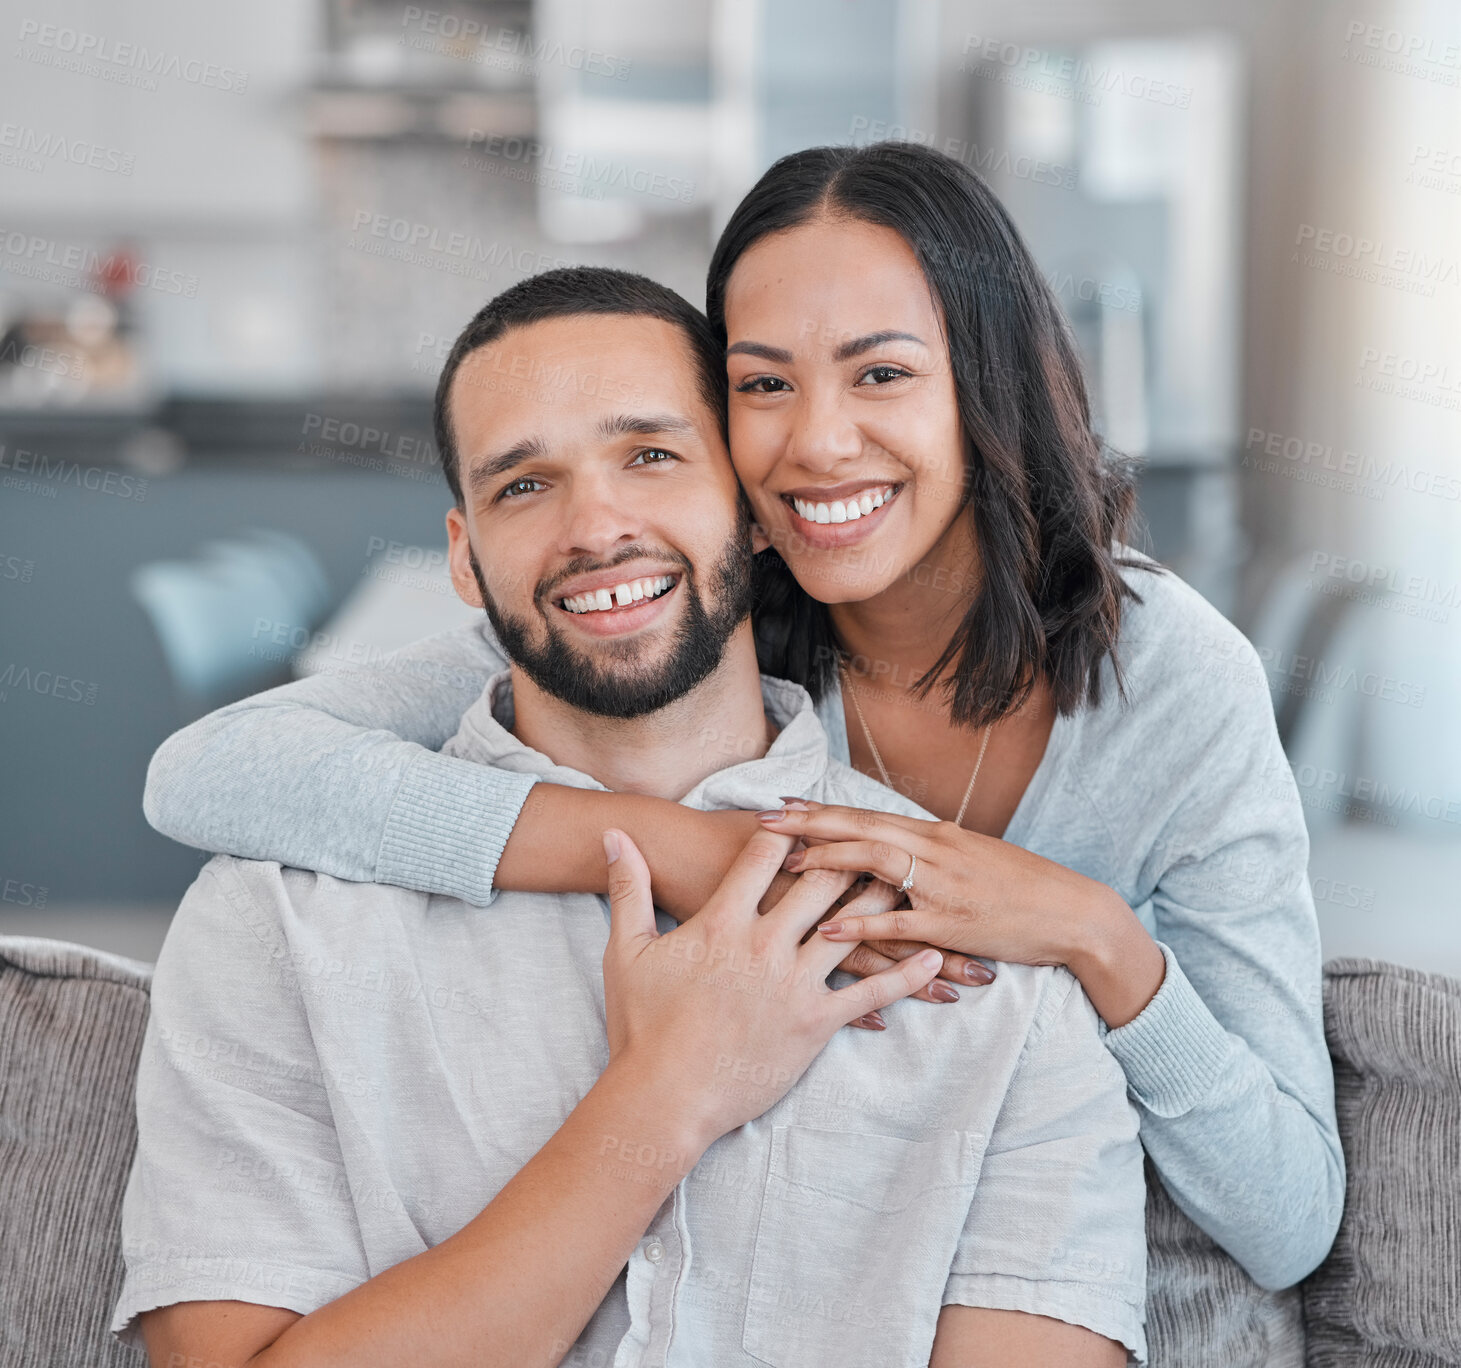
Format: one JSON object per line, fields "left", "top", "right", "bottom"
{"left": 470, "top": 510, "right": 754, "bottom": 720}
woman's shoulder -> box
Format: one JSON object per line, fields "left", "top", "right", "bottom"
{"left": 1105, "top": 543, "right": 1267, "bottom": 716}
{"left": 1057, "top": 545, "right": 1278, "bottom": 812}
{"left": 1052, "top": 547, "right": 1290, "bottom": 866}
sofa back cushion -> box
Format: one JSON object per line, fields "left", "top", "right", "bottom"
{"left": 0, "top": 936, "right": 151, "bottom": 1368}
{"left": 1301, "top": 957, "right": 1461, "bottom": 1367}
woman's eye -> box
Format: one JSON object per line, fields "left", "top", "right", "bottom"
{"left": 857, "top": 365, "right": 911, "bottom": 386}
{"left": 629, "top": 448, "right": 677, "bottom": 466}
{"left": 500, "top": 477, "right": 544, "bottom": 499}
{"left": 734, "top": 375, "right": 791, "bottom": 394}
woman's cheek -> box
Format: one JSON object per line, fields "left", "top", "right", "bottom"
{"left": 727, "top": 421, "right": 777, "bottom": 509}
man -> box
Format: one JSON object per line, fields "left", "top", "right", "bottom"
{"left": 113, "top": 268, "right": 1148, "bottom": 1367}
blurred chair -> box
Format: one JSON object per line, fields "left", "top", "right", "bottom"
{"left": 129, "top": 528, "right": 331, "bottom": 723}
{"left": 293, "top": 543, "right": 478, "bottom": 678}
{"left": 1247, "top": 554, "right": 1366, "bottom": 843}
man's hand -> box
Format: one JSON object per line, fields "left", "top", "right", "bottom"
{"left": 600, "top": 826, "right": 944, "bottom": 1148}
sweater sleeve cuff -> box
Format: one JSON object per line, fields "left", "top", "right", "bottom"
{"left": 1101, "top": 939, "right": 1238, "bottom": 1118}
{"left": 376, "top": 751, "right": 539, "bottom": 906}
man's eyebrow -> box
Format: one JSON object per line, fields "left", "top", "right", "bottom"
{"left": 465, "top": 435, "right": 549, "bottom": 497}
{"left": 596, "top": 412, "right": 699, "bottom": 440}
{"left": 464, "top": 414, "right": 699, "bottom": 499}
{"left": 832, "top": 330, "right": 927, "bottom": 362}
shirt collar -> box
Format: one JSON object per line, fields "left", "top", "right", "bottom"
{"left": 441, "top": 669, "right": 831, "bottom": 809}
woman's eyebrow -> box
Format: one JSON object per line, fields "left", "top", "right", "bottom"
{"left": 725, "top": 340, "right": 793, "bottom": 363}
{"left": 724, "top": 332, "right": 927, "bottom": 365}
{"left": 832, "top": 330, "right": 926, "bottom": 361}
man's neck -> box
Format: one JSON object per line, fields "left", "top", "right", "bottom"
{"left": 509, "top": 627, "right": 774, "bottom": 799}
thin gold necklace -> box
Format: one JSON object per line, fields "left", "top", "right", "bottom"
{"left": 840, "top": 664, "right": 993, "bottom": 828}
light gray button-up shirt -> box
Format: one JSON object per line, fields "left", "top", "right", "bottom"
{"left": 114, "top": 672, "right": 1148, "bottom": 1366}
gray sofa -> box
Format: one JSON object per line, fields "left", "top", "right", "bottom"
{"left": 2, "top": 935, "right": 1459, "bottom": 1367}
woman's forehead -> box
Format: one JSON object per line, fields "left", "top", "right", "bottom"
{"left": 723, "top": 218, "right": 941, "bottom": 345}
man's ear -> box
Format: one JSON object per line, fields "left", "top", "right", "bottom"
{"left": 751, "top": 521, "right": 772, "bottom": 554}
{"left": 445, "top": 507, "right": 486, "bottom": 608}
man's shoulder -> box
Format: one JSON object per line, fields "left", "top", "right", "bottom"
{"left": 183, "top": 854, "right": 427, "bottom": 948}
{"left": 814, "top": 760, "right": 936, "bottom": 820}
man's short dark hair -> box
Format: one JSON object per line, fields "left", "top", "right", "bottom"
{"left": 433, "top": 266, "right": 727, "bottom": 506}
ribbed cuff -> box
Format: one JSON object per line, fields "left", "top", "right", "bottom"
{"left": 376, "top": 751, "right": 539, "bottom": 906}
{"left": 1101, "top": 940, "right": 1237, "bottom": 1118}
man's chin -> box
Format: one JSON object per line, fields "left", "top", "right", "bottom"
{"left": 521, "top": 655, "right": 699, "bottom": 719}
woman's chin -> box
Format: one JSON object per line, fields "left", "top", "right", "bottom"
{"left": 782, "top": 557, "right": 901, "bottom": 606}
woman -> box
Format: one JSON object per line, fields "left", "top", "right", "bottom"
{"left": 144, "top": 142, "right": 1343, "bottom": 1293}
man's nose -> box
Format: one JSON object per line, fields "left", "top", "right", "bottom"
{"left": 558, "top": 479, "right": 643, "bottom": 558}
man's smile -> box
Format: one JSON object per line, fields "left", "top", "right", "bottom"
{"left": 559, "top": 572, "right": 679, "bottom": 615}
{"left": 551, "top": 572, "right": 683, "bottom": 637}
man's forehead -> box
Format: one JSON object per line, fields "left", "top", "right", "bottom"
{"left": 454, "top": 315, "right": 706, "bottom": 430}
{"left": 464, "top": 313, "right": 695, "bottom": 386}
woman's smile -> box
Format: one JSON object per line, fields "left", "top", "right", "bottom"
{"left": 779, "top": 480, "right": 905, "bottom": 548}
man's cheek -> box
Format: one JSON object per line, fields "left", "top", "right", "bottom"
{"left": 491, "top": 564, "right": 544, "bottom": 617}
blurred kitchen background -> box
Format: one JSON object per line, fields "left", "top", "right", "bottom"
{"left": 2, "top": 0, "right": 1458, "bottom": 968}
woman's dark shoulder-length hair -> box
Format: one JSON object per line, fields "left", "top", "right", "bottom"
{"left": 705, "top": 140, "right": 1162, "bottom": 729}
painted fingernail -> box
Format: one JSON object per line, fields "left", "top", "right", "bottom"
{"left": 856, "top": 1011, "right": 886, "bottom": 1030}
{"left": 930, "top": 982, "right": 960, "bottom": 1002}
{"left": 782, "top": 852, "right": 805, "bottom": 871}
{"left": 756, "top": 810, "right": 786, "bottom": 823}
{"left": 818, "top": 921, "right": 845, "bottom": 937}
{"left": 963, "top": 962, "right": 996, "bottom": 984}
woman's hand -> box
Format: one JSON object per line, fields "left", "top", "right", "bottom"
{"left": 757, "top": 799, "right": 1116, "bottom": 969}
{"left": 756, "top": 799, "right": 1168, "bottom": 1028}
{"left": 819, "top": 872, "right": 996, "bottom": 998}
{"left": 670, "top": 810, "right": 996, "bottom": 1004}
{"left": 600, "top": 826, "right": 945, "bottom": 1149}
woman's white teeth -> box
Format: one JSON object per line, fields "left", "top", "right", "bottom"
{"left": 562, "top": 575, "right": 674, "bottom": 614}
{"left": 792, "top": 486, "right": 894, "bottom": 525}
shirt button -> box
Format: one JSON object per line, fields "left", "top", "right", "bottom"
{"left": 644, "top": 1240, "right": 665, "bottom": 1263}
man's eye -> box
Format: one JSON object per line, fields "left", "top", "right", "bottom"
{"left": 734, "top": 376, "right": 791, "bottom": 394}
{"left": 856, "top": 365, "right": 910, "bottom": 386}
{"left": 629, "top": 448, "right": 678, "bottom": 466}
{"left": 499, "top": 477, "right": 544, "bottom": 499}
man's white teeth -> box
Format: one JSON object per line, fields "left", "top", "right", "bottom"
{"left": 791, "top": 486, "right": 895, "bottom": 525}
{"left": 561, "top": 575, "right": 675, "bottom": 614}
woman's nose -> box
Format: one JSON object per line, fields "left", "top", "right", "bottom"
{"left": 786, "top": 389, "right": 863, "bottom": 472}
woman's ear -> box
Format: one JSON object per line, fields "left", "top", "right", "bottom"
{"left": 751, "top": 521, "right": 771, "bottom": 554}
